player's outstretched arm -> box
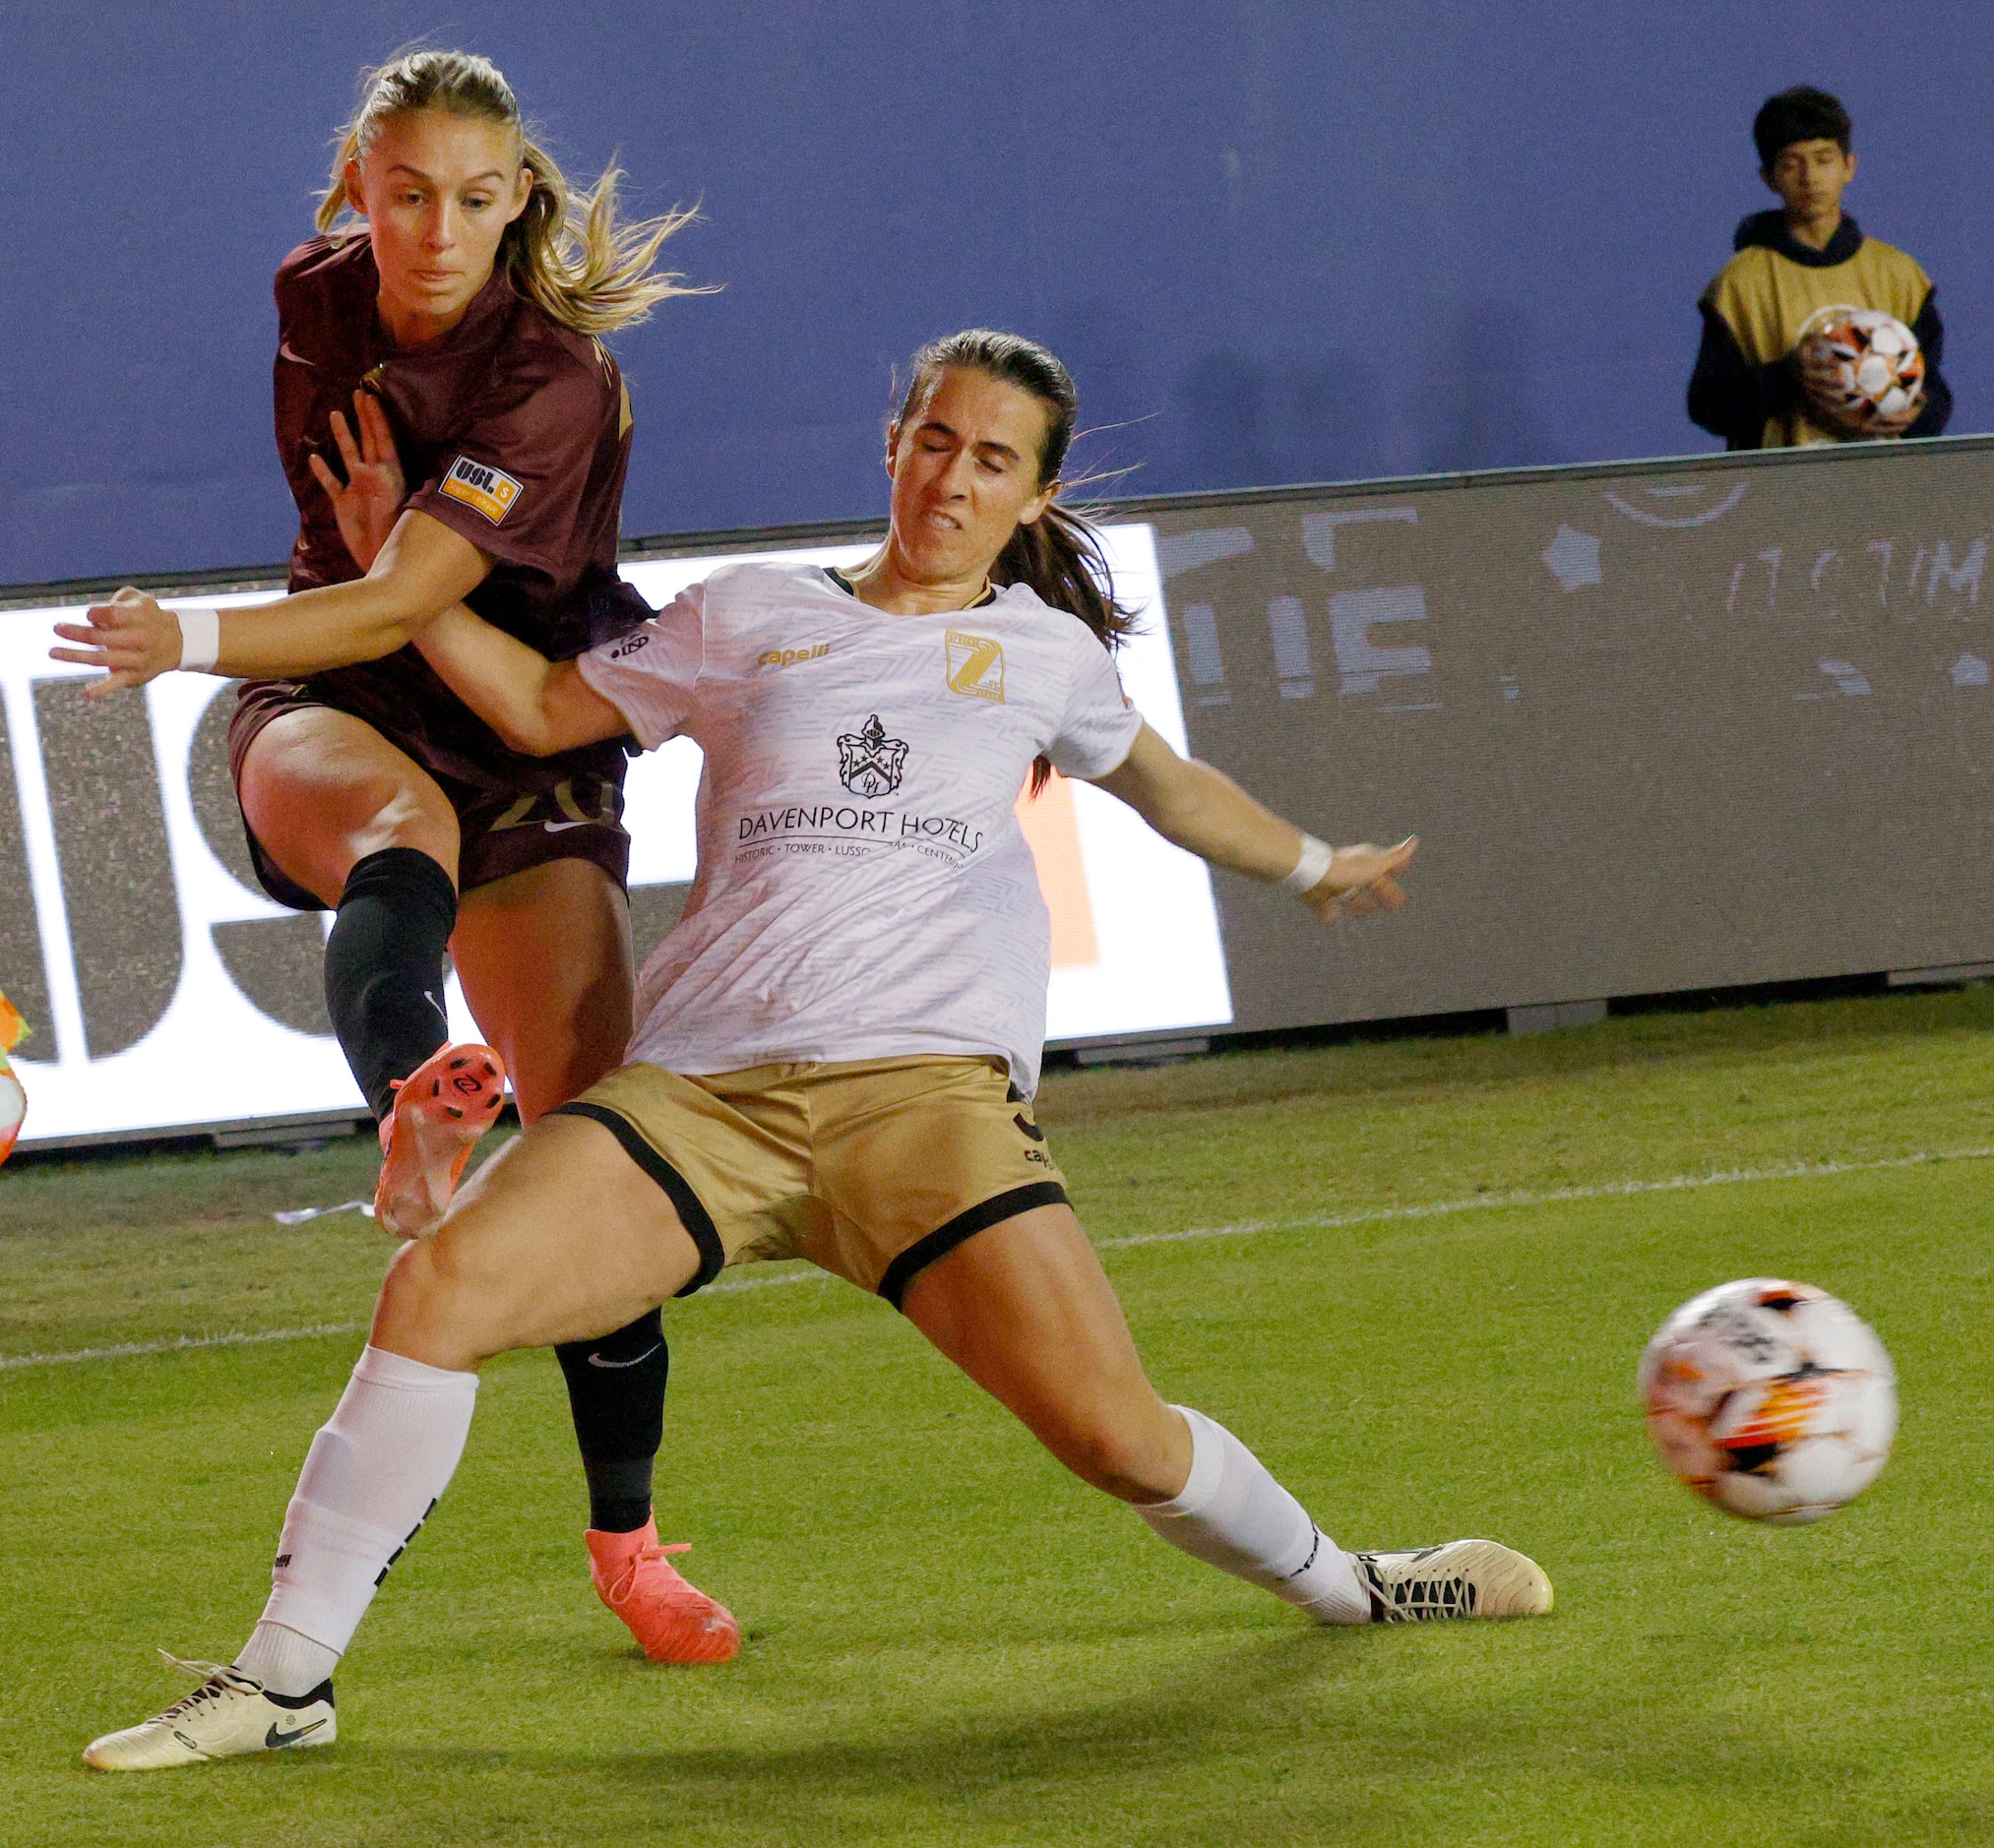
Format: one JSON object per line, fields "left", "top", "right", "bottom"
{"left": 1090, "top": 722, "right": 1416, "bottom": 921}
{"left": 414, "top": 607, "right": 629, "bottom": 756}
{"left": 47, "top": 510, "right": 493, "bottom": 696}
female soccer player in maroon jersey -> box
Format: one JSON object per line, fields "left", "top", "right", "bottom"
{"left": 54, "top": 49, "right": 733, "bottom": 1666}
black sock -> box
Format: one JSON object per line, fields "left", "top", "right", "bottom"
{"left": 556, "top": 1310, "right": 668, "bottom": 1533}
{"left": 324, "top": 847, "right": 458, "bottom": 1120}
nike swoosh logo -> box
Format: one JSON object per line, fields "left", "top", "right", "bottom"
{"left": 265, "top": 1717, "right": 328, "bottom": 1749}
{"left": 586, "top": 1342, "right": 662, "bottom": 1370}
{"left": 543, "top": 820, "right": 592, "bottom": 832}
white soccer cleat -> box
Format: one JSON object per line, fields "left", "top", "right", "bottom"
{"left": 82, "top": 1652, "right": 335, "bottom": 1771}
{"left": 1354, "top": 1539, "right": 1553, "bottom": 1623}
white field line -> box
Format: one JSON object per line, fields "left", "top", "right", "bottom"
{"left": 1092, "top": 1144, "right": 1994, "bottom": 1253}
{"left": 0, "top": 1322, "right": 365, "bottom": 1372}
{"left": 0, "top": 1266, "right": 826, "bottom": 1374}
{"left": 6, "top": 1145, "right": 1990, "bottom": 1374}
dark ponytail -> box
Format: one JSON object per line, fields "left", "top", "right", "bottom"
{"left": 894, "top": 330, "right": 1136, "bottom": 792}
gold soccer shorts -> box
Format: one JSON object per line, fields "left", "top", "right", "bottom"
{"left": 550, "top": 1056, "right": 1069, "bottom": 1307}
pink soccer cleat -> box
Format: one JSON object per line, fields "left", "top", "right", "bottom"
{"left": 587, "top": 1521, "right": 741, "bottom": 1664}
{"left": 373, "top": 1043, "right": 507, "bottom": 1239}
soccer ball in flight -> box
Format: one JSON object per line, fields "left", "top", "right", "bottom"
{"left": 1638, "top": 1278, "right": 1896, "bottom": 1524}
{"left": 1799, "top": 307, "right": 1925, "bottom": 429}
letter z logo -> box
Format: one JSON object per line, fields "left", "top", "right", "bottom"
{"left": 946, "top": 632, "right": 1005, "bottom": 704}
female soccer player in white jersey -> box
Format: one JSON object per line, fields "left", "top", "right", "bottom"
{"left": 72, "top": 330, "right": 1550, "bottom": 1770}
{"left": 51, "top": 49, "right": 736, "bottom": 1667}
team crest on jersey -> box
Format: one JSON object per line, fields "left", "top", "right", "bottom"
{"left": 439, "top": 455, "right": 523, "bottom": 524}
{"left": 946, "top": 631, "right": 1006, "bottom": 704}
{"left": 836, "top": 714, "right": 908, "bottom": 797}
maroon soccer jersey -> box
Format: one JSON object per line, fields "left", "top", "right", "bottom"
{"left": 257, "top": 234, "right": 650, "bottom": 795}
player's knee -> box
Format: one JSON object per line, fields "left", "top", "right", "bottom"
{"left": 377, "top": 1237, "right": 454, "bottom": 1323}
{"left": 374, "top": 1228, "right": 508, "bottom": 1366}
{"left": 374, "top": 1241, "right": 446, "bottom": 1353}
{"left": 349, "top": 782, "right": 457, "bottom": 867}
{"left": 1053, "top": 1409, "right": 1183, "bottom": 1505}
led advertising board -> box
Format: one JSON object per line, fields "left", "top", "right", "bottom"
{"left": 8, "top": 436, "right": 1993, "bottom": 1149}
{"left": 0, "top": 524, "right": 1231, "bottom": 1145}
{"left": 1145, "top": 438, "right": 1994, "bottom": 1030}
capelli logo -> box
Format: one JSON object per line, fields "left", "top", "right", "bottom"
{"left": 758, "top": 644, "right": 830, "bottom": 670}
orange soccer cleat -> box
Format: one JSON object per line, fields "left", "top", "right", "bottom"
{"left": 373, "top": 1043, "right": 507, "bottom": 1239}
{"left": 586, "top": 1521, "right": 741, "bottom": 1664}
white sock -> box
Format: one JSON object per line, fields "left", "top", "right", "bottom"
{"left": 235, "top": 1621, "right": 339, "bottom": 1699}
{"left": 246, "top": 1345, "right": 479, "bottom": 1676}
{"left": 1136, "top": 1405, "right": 1371, "bottom": 1625}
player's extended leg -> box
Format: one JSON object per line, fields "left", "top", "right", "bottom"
{"left": 238, "top": 709, "right": 503, "bottom": 1234}
{"left": 82, "top": 1114, "right": 706, "bottom": 1771}
{"left": 452, "top": 858, "right": 735, "bottom": 1662}
{"left": 900, "top": 1202, "right": 1551, "bottom": 1627}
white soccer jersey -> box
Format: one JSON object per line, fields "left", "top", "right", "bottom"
{"left": 578, "top": 560, "right": 1144, "bottom": 1095}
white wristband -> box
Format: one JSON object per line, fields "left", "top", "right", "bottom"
{"left": 176, "top": 607, "right": 221, "bottom": 673}
{"left": 1281, "top": 833, "right": 1336, "bottom": 895}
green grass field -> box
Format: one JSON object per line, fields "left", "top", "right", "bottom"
{"left": 5, "top": 988, "right": 1994, "bottom": 1846}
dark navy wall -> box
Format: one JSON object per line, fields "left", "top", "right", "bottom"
{"left": 3, "top": 3, "right": 1989, "bottom": 584}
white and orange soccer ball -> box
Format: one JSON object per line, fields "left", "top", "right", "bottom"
{"left": 1638, "top": 1278, "right": 1897, "bottom": 1525}
{"left": 1799, "top": 307, "right": 1926, "bottom": 430}
{"left": 0, "top": 1065, "right": 21, "bottom": 1163}
{"left": 0, "top": 988, "right": 24, "bottom": 1164}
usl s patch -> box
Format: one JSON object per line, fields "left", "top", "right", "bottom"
{"left": 439, "top": 456, "right": 524, "bottom": 524}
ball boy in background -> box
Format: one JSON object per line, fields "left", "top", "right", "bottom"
{"left": 1688, "top": 86, "right": 1951, "bottom": 450}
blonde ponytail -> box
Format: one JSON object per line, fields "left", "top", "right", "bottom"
{"left": 317, "top": 48, "right": 704, "bottom": 336}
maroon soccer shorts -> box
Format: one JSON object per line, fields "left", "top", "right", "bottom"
{"left": 225, "top": 679, "right": 632, "bottom": 909}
